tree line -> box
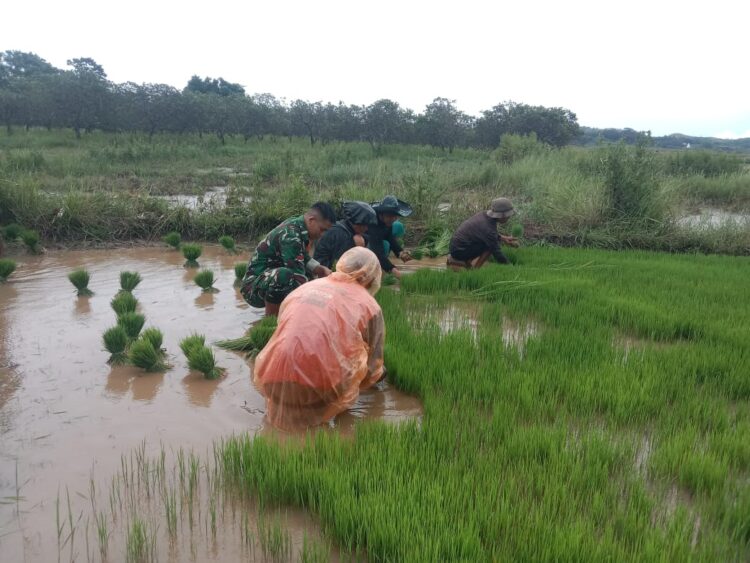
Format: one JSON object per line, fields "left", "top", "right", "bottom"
{"left": 0, "top": 50, "right": 580, "bottom": 150}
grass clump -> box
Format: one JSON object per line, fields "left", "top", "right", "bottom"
{"left": 119, "top": 271, "right": 141, "bottom": 292}
{"left": 234, "top": 262, "right": 248, "bottom": 286}
{"left": 21, "top": 229, "right": 41, "bottom": 253}
{"left": 117, "top": 312, "right": 145, "bottom": 339}
{"left": 179, "top": 333, "right": 205, "bottom": 357}
{"left": 216, "top": 315, "right": 277, "bottom": 354}
{"left": 181, "top": 243, "right": 202, "bottom": 267}
{"left": 102, "top": 325, "right": 129, "bottom": 365}
{"left": 3, "top": 223, "right": 23, "bottom": 240}
{"left": 163, "top": 231, "right": 181, "bottom": 249}
{"left": 111, "top": 291, "right": 138, "bottom": 316}
{"left": 219, "top": 235, "right": 236, "bottom": 253}
{"left": 128, "top": 337, "right": 167, "bottom": 372}
{"left": 194, "top": 269, "right": 216, "bottom": 291}
{"left": 67, "top": 269, "right": 93, "bottom": 296}
{"left": 186, "top": 344, "right": 223, "bottom": 380}
{"left": 140, "top": 327, "right": 164, "bottom": 355}
{"left": 0, "top": 258, "right": 16, "bottom": 282}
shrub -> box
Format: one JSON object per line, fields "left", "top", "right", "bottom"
{"left": 21, "top": 230, "right": 41, "bottom": 253}
{"left": 493, "top": 133, "right": 546, "bottom": 165}
{"left": 68, "top": 269, "right": 93, "bottom": 296}
{"left": 3, "top": 223, "right": 23, "bottom": 240}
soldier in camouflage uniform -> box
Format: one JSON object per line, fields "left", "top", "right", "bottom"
{"left": 241, "top": 202, "right": 337, "bottom": 316}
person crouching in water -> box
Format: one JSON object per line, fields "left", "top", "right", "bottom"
{"left": 253, "top": 247, "right": 385, "bottom": 430}
{"left": 368, "top": 195, "right": 413, "bottom": 279}
{"left": 313, "top": 201, "right": 378, "bottom": 269}
{"left": 240, "top": 202, "right": 336, "bottom": 316}
{"left": 447, "top": 197, "right": 520, "bottom": 270}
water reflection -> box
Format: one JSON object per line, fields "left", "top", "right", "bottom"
{"left": 74, "top": 295, "right": 92, "bottom": 316}
{"left": 182, "top": 371, "right": 222, "bottom": 407}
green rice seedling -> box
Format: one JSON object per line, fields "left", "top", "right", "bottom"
{"left": 141, "top": 328, "right": 164, "bottom": 355}
{"left": 432, "top": 228, "right": 451, "bottom": 256}
{"left": 427, "top": 247, "right": 439, "bottom": 258}
{"left": 21, "top": 229, "right": 41, "bottom": 253}
{"left": 0, "top": 258, "right": 16, "bottom": 282}
{"left": 68, "top": 269, "right": 93, "bottom": 296}
{"left": 128, "top": 337, "right": 167, "bottom": 372}
{"left": 383, "top": 273, "right": 398, "bottom": 286}
{"left": 117, "top": 312, "right": 145, "bottom": 339}
{"left": 3, "top": 223, "right": 23, "bottom": 240}
{"left": 234, "top": 262, "right": 248, "bottom": 286}
{"left": 181, "top": 243, "right": 202, "bottom": 267}
{"left": 111, "top": 291, "right": 138, "bottom": 316}
{"left": 511, "top": 224, "right": 524, "bottom": 238}
{"left": 162, "top": 231, "right": 181, "bottom": 249}
{"left": 194, "top": 269, "right": 217, "bottom": 292}
{"left": 119, "top": 271, "right": 141, "bottom": 292}
{"left": 411, "top": 247, "right": 425, "bottom": 260}
{"left": 179, "top": 333, "right": 205, "bottom": 357}
{"left": 216, "top": 316, "right": 277, "bottom": 353}
{"left": 219, "top": 235, "right": 236, "bottom": 253}
{"left": 102, "top": 326, "right": 129, "bottom": 365}
{"left": 186, "top": 345, "right": 223, "bottom": 379}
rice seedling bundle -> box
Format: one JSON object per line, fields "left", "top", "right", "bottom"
{"left": 0, "top": 258, "right": 16, "bottom": 282}
{"left": 511, "top": 224, "right": 524, "bottom": 238}
{"left": 21, "top": 229, "right": 40, "bottom": 253}
{"left": 179, "top": 333, "right": 205, "bottom": 357}
{"left": 111, "top": 291, "right": 138, "bottom": 316}
{"left": 117, "top": 312, "right": 146, "bottom": 339}
{"left": 102, "top": 325, "right": 129, "bottom": 364}
{"left": 194, "top": 269, "right": 216, "bottom": 291}
{"left": 119, "top": 271, "right": 142, "bottom": 292}
{"left": 186, "top": 344, "right": 223, "bottom": 380}
{"left": 181, "top": 243, "right": 202, "bottom": 266}
{"left": 3, "top": 223, "right": 23, "bottom": 240}
{"left": 382, "top": 273, "right": 398, "bottom": 286}
{"left": 141, "top": 327, "right": 164, "bottom": 354}
{"left": 234, "top": 262, "right": 248, "bottom": 286}
{"left": 67, "top": 268, "right": 93, "bottom": 296}
{"left": 410, "top": 247, "right": 425, "bottom": 260}
{"left": 163, "top": 231, "right": 181, "bottom": 249}
{"left": 216, "top": 316, "right": 277, "bottom": 353}
{"left": 219, "top": 235, "right": 236, "bottom": 253}
{"left": 128, "top": 337, "right": 167, "bottom": 372}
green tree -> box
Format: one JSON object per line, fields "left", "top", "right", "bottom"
{"left": 418, "top": 97, "right": 470, "bottom": 152}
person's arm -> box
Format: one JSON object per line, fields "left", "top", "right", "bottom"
{"left": 482, "top": 224, "right": 509, "bottom": 264}
{"left": 368, "top": 226, "right": 396, "bottom": 273}
{"left": 313, "top": 230, "right": 335, "bottom": 269}
{"left": 280, "top": 228, "right": 310, "bottom": 283}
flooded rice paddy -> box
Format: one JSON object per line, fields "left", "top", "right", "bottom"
{"left": 0, "top": 246, "right": 422, "bottom": 561}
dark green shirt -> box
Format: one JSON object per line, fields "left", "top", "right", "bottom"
{"left": 248, "top": 216, "right": 316, "bottom": 282}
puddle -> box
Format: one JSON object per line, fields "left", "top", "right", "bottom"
{"left": 398, "top": 255, "right": 447, "bottom": 274}
{"left": 677, "top": 208, "right": 750, "bottom": 229}
{"left": 613, "top": 334, "right": 670, "bottom": 362}
{"left": 0, "top": 246, "right": 420, "bottom": 561}
{"left": 154, "top": 186, "right": 253, "bottom": 210}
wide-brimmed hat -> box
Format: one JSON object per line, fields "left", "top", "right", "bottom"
{"left": 486, "top": 197, "right": 515, "bottom": 220}
{"left": 372, "top": 195, "right": 413, "bottom": 217}
{"left": 343, "top": 201, "right": 378, "bottom": 225}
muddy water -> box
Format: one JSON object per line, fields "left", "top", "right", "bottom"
{"left": 677, "top": 207, "right": 750, "bottom": 229}
{"left": 0, "top": 246, "right": 421, "bottom": 561}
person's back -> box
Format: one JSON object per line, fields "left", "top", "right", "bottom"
{"left": 254, "top": 247, "right": 385, "bottom": 429}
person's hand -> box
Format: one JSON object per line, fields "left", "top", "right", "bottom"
{"left": 353, "top": 234, "right": 366, "bottom": 247}
{"left": 501, "top": 235, "right": 520, "bottom": 248}
{"left": 391, "top": 268, "right": 402, "bottom": 279}
{"left": 399, "top": 250, "right": 413, "bottom": 262}
{"left": 313, "top": 265, "right": 332, "bottom": 278}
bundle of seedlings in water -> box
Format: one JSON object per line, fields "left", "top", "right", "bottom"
{"left": 179, "top": 333, "right": 205, "bottom": 357}
{"left": 102, "top": 325, "right": 129, "bottom": 365}
{"left": 219, "top": 235, "right": 237, "bottom": 254}
{"left": 183, "top": 340, "right": 223, "bottom": 380}
{"left": 68, "top": 269, "right": 93, "bottom": 296}
{"left": 216, "top": 315, "right": 277, "bottom": 356}
{"left": 128, "top": 337, "right": 168, "bottom": 372}
{"left": 411, "top": 248, "right": 425, "bottom": 260}
{"left": 234, "top": 262, "right": 248, "bottom": 286}
{"left": 21, "top": 230, "right": 41, "bottom": 254}
{"left": 141, "top": 327, "right": 166, "bottom": 356}
{"left": 117, "top": 312, "right": 146, "bottom": 339}
{"left": 0, "top": 259, "right": 17, "bottom": 282}
{"left": 119, "top": 271, "right": 142, "bottom": 293}
{"left": 3, "top": 223, "right": 23, "bottom": 241}
{"left": 194, "top": 269, "right": 218, "bottom": 292}
{"left": 111, "top": 291, "right": 138, "bottom": 316}
{"left": 511, "top": 224, "right": 524, "bottom": 238}
{"left": 163, "top": 231, "right": 181, "bottom": 249}
{"left": 181, "top": 243, "right": 202, "bottom": 267}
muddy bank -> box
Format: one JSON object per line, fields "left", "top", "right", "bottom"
{"left": 0, "top": 246, "right": 421, "bottom": 561}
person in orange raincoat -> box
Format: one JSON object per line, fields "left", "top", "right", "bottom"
{"left": 253, "top": 246, "right": 386, "bottom": 430}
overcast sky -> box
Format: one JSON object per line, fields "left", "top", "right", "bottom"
{"left": 5, "top": 0, "right": 750, "bottom": 138}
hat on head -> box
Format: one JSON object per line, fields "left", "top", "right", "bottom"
{"left": 372, "top": 195, "right": 413, "bottom": 217}
{"left": 486, "top": 197, "right": 515, "bottom": 220}
{"left": 343, "top": 201, "right": 378, "bottom": 225}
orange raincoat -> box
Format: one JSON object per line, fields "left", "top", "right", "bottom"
{"left": 254, "top": 247, "right": 385, "bottom": 430}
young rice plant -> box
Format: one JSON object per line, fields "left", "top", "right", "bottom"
{"left": 119, "top": 271, "right": 142, "bottom": 292}
{"left": 117, "top": 312, "right": 145, "bottom": 340}
{"left": 102, "top": 325, "right": 129, "bottom": 365}
{"left": 181, "top": 243, "right": 202, "bottom": 267}
{"left": 194, "top": 269, "right": 217, "bottom": 292}
{"left": 128, "top": 337, "right": 167, "bottom": 372}
{"left": 68, "top": 269, "right": 93, "bottom": 296}
{"left": 0, "top": 258, "right": 16, "bottom": 282}
{"left": 219, "top": 235, "right": 236, "bottom": 253}
{"left": 163, "top": 231, "right": 181, "bottom": 249}
{"left": 111, "top": 291, "right": 138, "bottom": 316}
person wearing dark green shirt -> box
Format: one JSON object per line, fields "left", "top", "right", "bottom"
{"left": 241, "top": 202, "right": 337, "bottom": 316}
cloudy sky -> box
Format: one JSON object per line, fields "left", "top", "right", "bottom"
{"left": 5, "top": 0, "right": 749, "bottom": 137}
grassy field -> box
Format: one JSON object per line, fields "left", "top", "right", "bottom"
{"left": 221, "top": 247, "right": 750, "bottom": 561}
{"left": 0, "top": 129, "right": 748, "bottom": 254}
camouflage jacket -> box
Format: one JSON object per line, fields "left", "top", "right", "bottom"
{"left": 247, "top": 216, "right": 320, "bottom": 282}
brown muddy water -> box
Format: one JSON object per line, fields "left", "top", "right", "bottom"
{"left": 0, "top": 246, "right": 421, "bottom": 562}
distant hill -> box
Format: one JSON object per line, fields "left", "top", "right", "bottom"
{"left": 574, "top": 127, "right": 750, "bottom": 152}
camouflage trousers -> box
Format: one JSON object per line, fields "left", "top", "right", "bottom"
{"left": 240, "top": 268, "right": 306, "bottom": 307}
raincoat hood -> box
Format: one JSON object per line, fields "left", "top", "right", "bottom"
{"left": 330, "top": 247, "right": 382, "bottom": 295}
{"left": 343, "top": 201, "right": 378, "bottom": 226}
